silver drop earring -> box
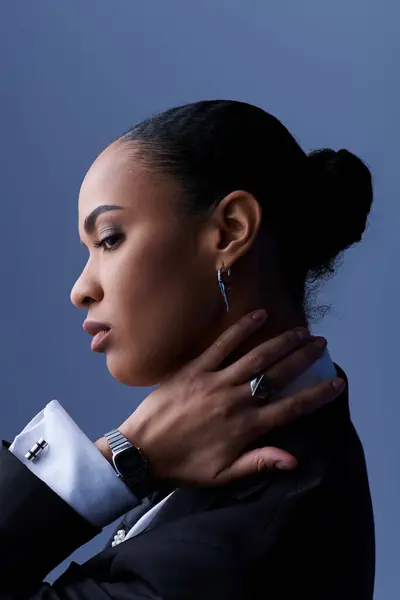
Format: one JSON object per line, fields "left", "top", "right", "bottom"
{"left": 217, "top": 267, "right": 232, "bottom": 313}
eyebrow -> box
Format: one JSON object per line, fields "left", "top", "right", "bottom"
{"left": 83, "top": 205, "right": 123, "bottom": 234}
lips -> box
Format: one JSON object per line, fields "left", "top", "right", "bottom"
{"left": 83, "top": 321, "right": 112, "bottom": 353}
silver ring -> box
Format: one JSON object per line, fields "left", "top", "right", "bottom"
{"left": 250, "top": 373, "right": 275, "bottom": 403}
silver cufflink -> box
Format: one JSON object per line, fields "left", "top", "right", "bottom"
{"left": 25, "top": 437, "right": 48, "bottom": 461}
{"left": 111, "top": 529, "right": 126, "bottom": 547}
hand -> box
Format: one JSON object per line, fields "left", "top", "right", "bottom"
{"left": 99, "top": 310, "right": 345, "bottom": 486}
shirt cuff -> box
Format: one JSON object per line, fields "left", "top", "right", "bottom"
{"left": 8, "top": 400, "right": 138, "bottom": 528}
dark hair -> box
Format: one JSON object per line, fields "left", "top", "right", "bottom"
{"left": 120, "top": 100, "right": 373, "bottom": 311}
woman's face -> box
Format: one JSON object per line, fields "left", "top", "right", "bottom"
{"left": 71, "top": 141, "right": 223, "bottom": 386}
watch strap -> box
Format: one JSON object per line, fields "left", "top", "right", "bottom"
{"left": 104, "top": 428, "right": 152, "bottom": 500}
{"left": 104, "top": 429, "right": 132, "bottom": 454}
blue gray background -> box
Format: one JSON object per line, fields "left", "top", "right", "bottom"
{"left": 1, "top": 2, "right": 398, "bottom": 596}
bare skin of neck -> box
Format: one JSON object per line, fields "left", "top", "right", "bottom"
{"left": 219, "top": 292, "right": 308, "bottom": 371}
{"left": 214, "top": 253, "right": 309, "bottom": 370}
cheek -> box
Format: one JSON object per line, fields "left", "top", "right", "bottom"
{"left": 124, "top": 243, "right": 213, "bottom": 335}
{"left": 106, "top": 238, "right": 220, "bottom": 384}
{"left": 121, "top": 227, "right": 201, "bottom": 302}
{"left": 114, "top": 237, "right": 190, "bottom": 309}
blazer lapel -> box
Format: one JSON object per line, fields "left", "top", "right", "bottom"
{"left": 145, "top": 486, "right": 223, "bottom": 533}
{"left": 145, "top": 471, "right": 277, "bottom": 534}
{"left": 104, "top": 494, "right": 160, "bottom": 549}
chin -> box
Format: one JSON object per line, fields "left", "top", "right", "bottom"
{"left": 105, "top": 350, "right": 170, "bottom": 387}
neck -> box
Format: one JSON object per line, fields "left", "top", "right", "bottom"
{"left": 217, "top": 288, "right": 308, "bottom": 370}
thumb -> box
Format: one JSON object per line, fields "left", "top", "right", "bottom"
{"left": 213, "top": 447, "right": 298, "bottom": 485}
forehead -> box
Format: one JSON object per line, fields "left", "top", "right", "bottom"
{"left": 78, "top": 141, "right": 178, "bottom": 220}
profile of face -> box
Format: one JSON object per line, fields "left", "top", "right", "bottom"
{"left": 70, "top": 141, "right": 240, "bottom": 386}
{"left": 70, "top": 101, "right": 372, "bottom": 387}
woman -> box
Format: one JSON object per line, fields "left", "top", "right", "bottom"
{"left": 1, "top": 101, "right": 374, "bottom": 599}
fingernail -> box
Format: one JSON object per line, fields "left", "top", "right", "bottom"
{"left": 332, "top": 378, "right": 345, "bottom": 393}
{"left": 296, "top": 328, "right": 310, "bottom": 340}
{"left": 313, "top": 336, "right": 327, "bottom": 349}
{"left": 252, "top": 309, "right": 267, "bottom": 322}
{"left": 275, "top": 461, "right": 294, "bottom": 470}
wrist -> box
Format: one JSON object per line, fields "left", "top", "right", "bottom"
{"left": 94, "top": 436, "right": 113, "bottom": 465}
{"left": 95, "top": 428, "right": 160, "bottom": 499}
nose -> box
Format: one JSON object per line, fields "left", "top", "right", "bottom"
{"left": 70, "top": 262, "right": 103, "bottom": 308}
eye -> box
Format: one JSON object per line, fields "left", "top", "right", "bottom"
{"left": 93, "top": 233, "right": 123, "bottom": 251}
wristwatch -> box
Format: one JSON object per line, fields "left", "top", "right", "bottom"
{"left": 103, "top": 428, "right": 152, "bottom": 500}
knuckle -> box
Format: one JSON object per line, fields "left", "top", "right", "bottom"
{"left": 306, "top": 340, "right": 323, "bottom": 359}
{"left": 234, "top": 414, "right": 250, "bottom": 437}
{"left": 255, "top": 455, "right": 265, "bottom": 473}
{"left": 233, "top": 315, "right": 253, "bottom": 338}
{"left": 293, "top": 344, "right": 318, "bottom": 369}
{"left": 286, "top": 396, "right": 304, "bottom": 421}
{"left": 188, "top": 373, "right": 213, "bottom": 399}
{"left": 268, "top": 373, "right": 284, "bottom": 391}
{"left": 286, "top": 330, "right": 300, "bottom": 347}
{"left": 234, "top": 319, "right": 248, "bottom": 339}
{"left": 268, "top": 362, "right": 295, "bottom": 390}
{"left": 262, "top": 455, "right": 278, "bottom": 470}
{"left": 204, "top": 371, "right": 219, "bottom": 392}
{"left": 319, "top": 382, "right": 335, "bottom": 403}
{"left": 210, "top": 395, "right": 231, "bottom": 419}
{"left": 215, "top": 406, "right": 230, "bottom": 421}
{"left": 302, "top": 385, "right": 330, "bottom": 413}
{"left": 185, "top": 376, "right": 203, "bottom": 399}
{"left": 213, "top": 335, "right": 224, "bottom": 350}
{"left": 242, "top": 313, "right": 255, "bottom": 327}
{"left": 247, "top": 350, "right": 264, "bottom": 372}
{"left": 196, "top": 459, "right": 216, "bottom": 483}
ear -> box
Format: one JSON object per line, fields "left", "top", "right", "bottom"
{"left": 211, "top": 190, "right": 263, "bottom": 269}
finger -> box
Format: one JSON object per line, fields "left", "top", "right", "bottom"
{"left": 219, "top": 327, "right": 310, "bottom": 386}
{"left": 232, "top": 336, "right": 328, "bottom": 402}
{"left": 245, "top": 336, "right": 327, "bottom": 396}
{"left": 263, "top": 336, "right": 327, "bottom": 391}
{"left": 254, "top": 378, "right": 346, "bottom": 434}
{"left": 195, "top": 309, "right": 267, "bottom": 372}
{"left": 213, "top": 447, "right": 298, "bottom": 485}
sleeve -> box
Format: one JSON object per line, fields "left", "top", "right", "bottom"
{"left": 0, "top": 438, "right": 101, "bottom": 591}
{"left": 8, "top": 400, "right": 138, "bottom": 528}
{"left": 0, "top": 440, "right": 169, "bottom": 600}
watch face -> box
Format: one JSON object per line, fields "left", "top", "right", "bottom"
{"left": 114, "top": 447, "right": 146, "bottom": 479}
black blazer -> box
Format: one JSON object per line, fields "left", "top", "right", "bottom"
{"left": 0, "top": 367, "right": 375, "bottom": 599}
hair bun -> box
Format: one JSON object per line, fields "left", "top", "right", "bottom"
{"left": 303, "top": 148, "right": 373, "bottom": 274}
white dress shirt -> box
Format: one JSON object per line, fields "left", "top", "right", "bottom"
{"left": 9, "top": 350, "right": 336, "bottom": 543}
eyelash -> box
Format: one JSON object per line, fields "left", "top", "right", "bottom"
{"left": 93, "top": 233, "right": 123, "bottom": 251}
